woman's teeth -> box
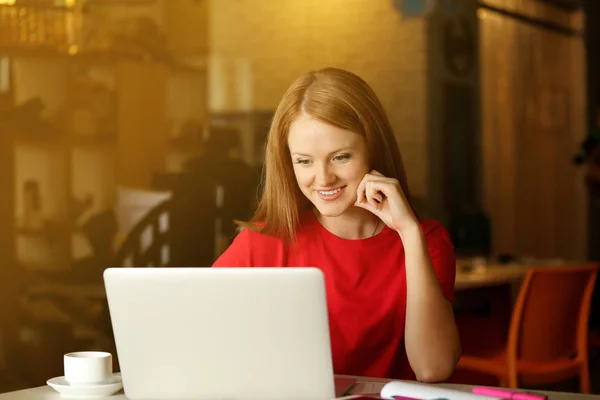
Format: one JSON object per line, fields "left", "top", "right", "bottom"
{"left": 319, "top": 188, "right": 341, "bottom": 195}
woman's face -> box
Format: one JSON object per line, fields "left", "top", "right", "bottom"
{"left": 287, "top": 113, "right": 370, "bottom": 217}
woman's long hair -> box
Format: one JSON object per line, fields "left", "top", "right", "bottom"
{"left": 238, "top": 67, "right": 413, "bottom": 243}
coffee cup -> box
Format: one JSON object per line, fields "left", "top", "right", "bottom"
{"left": 64, "top": 351, "right": 113, "bottom": 385}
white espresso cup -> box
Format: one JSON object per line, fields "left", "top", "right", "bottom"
{"left": 64, "top": 351, "right": 113, "bottom": 385}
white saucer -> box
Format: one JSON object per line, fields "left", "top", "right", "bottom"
{"left": 47, "top": 373, "right": 123, "bottom": 399}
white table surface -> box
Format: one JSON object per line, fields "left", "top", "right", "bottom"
{"left": 1, "top": 375, "right": 599, "bottom": 400}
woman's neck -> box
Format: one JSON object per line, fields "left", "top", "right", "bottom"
{"left": 313, "top": 207, "right": 383, "bottom": 240}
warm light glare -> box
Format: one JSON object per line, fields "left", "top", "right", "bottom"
{"left": 0, "top": 57, "right": 9, "bottom": 94}
{"left": 65, "top": 0, "right": 76, "bottom": 7}
{"left": 0, "top": 0, "right": 16, "bottom": 5}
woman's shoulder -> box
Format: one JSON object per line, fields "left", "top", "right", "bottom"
{"left": 213, "top": 224, "right": 284, "bottom": 267}
{"left": 231, "top": 213, "right": 317, "bottom": 254}
{"left": 417, "top": 219, "right": 455, "bottom": 266}
{"left": 235, "top": 224, "right": 282, "bottom": 244}
{"left": 238, "top": 218, "right": 314, "bottom": 242}
{"left": 418, "top": 219, "right": 453, "bottom": 245}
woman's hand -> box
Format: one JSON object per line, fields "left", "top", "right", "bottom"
{"left": 354, "top": 170, "right": 419, "bottom": 234}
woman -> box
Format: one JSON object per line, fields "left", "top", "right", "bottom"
{"left": 213, "top": 67, "right": 461, "bottom": 382}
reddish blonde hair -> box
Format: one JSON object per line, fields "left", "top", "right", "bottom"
{"left": 239, "top": 67, "right": 413, "bottom": 243}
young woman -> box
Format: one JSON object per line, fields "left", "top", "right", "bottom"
{"left": 213, "top": 67, "right": 461, "bottom": 382}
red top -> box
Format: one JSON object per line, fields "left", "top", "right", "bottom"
{"left": 212, "top": 210, "right": 456, "bottom": 379}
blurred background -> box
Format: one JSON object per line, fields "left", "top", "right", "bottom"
{"left": 1, "top": 0, "right": 600, "bottom": 394}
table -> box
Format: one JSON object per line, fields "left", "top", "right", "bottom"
{"left": 342, "top": 376, "right": 600, "bottom": 400}
{"left": 24, "top": 257, "right": 575, "bottom": 298}
{"left": 27, "top": 264, "right": 531, "bottom": 299}
{"left": 455, "top": 263, "right": 531, "bottom": 291}
{"left": 1, "top": 375, "right": 599, "bottom": 400}
{"left": 454, "top": 257, "right": 580, "bottom": 291}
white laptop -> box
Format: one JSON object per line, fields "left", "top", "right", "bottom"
{"left": 103, "top": 267, "right": 336, "bottom": 400}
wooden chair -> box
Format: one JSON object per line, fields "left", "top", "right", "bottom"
{"left": 114, "top": 199, "right": 171, "bottom": 267}
{"left": 456, "top": 264, "right": 598, "bottom": 393}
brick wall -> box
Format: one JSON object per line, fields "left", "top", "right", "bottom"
{"left": 208, "top": 0, "right": 430, "bottom": 198}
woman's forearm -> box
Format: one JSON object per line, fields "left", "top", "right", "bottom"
{"left": 400, "top": 224, "right": 461, "bottom": 382}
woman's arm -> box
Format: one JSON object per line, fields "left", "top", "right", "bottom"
{"left": 355, "top": 171, "right": 461, "bottom": 382}
{"left": 401, "top": 224, "right": 461, "bottom": 382}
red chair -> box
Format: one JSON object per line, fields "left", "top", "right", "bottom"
{"left": 456, "top": 264, "right": 598, "bottom": 393}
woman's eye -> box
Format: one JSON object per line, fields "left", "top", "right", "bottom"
{"left": 295, "top": 159, "right": 310, "bottom": 165}
{"left": 333, "top": 154, "right": 350, "bottom": 162}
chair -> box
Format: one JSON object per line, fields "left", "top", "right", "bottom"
{"left": 456, "top": 264, "right": 598, "bottom": 393}
{"left": 114, "top": 199, "right": 171, "bottom": 267}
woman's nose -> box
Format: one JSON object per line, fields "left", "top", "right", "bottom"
{"left": 315, "top": 163, "right": 336, "bottom": 186}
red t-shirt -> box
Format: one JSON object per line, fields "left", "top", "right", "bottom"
{"left": 212, "top": 210, "right": 456, "bottom": 379}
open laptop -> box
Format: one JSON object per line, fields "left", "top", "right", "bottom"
{"left": 103, "top": 267, "right": 338, "bottom": 400}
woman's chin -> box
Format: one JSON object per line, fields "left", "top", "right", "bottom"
{"left": 312, "top": 199, "right": 354, "bottom": 218}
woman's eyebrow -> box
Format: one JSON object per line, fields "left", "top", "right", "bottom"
{"left": 290, "top": 146, "right": 353, "bottom": 157}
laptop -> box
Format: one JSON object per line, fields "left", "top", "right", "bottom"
{"left": 103, "top": 267, "right": 337, "bottom": 400}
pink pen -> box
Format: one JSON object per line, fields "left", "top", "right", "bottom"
{"left": 472, "top": 387, "right": 546, "bottom": 400}
{"left": 513, "top": 393, "right": 547, "bottom": 400}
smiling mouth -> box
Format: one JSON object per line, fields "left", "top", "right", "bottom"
{"left": 318, "top": 187, "right": 343, "bottom": 195}
{"left": 315, "top": 186, "right": 346, "bottom": 201}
